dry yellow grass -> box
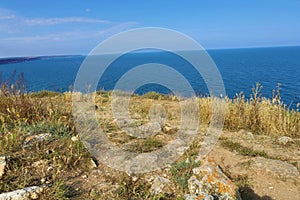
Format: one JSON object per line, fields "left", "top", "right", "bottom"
{"left": 0, "top": 78, "right": 299, "bottom": 198}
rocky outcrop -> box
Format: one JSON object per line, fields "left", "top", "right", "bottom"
{"left": 251, "top": 157, "right": 299, "bottom": 178}
{"left": 186, "top": 158, "right": 241, "bottom": 200}
{"left": 150, "top": 176, "right": 170, "bottom": 194}
{"left": 23, "top": 133, "right": 51, "bottom": 147}
{"left": 0, "top": 186, "right": 44, "bottom": 200}
{"left": 277, "top": 136, "right": 294, "bottom": 145}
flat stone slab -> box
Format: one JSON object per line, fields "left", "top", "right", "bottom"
{"left": 251, "top": 157, "right": 299, "bottom": 178}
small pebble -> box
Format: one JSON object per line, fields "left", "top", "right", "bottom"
{"left": 132, "top": 176, "right": 138, "bottom": 182}
{"left": 82, "top": 174, "right": 88, "bottom": 179}
{"left": 71, "top": 135, "right": 79, "bottom": 142}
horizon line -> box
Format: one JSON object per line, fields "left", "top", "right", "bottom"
{"left": 1, "top": 44, "right": 300, "bottom": 59}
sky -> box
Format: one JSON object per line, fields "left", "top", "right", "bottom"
{"left": 0, "top": 0, "right": 300, "bottom": 57}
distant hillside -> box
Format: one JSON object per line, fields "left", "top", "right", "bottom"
{"left": 0, "top": 57, "right": 41, "bottom": 65}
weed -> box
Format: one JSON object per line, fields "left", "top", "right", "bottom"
{"left": 142, "top": 91, "right": 175, "bottom": 101}
{"left": 170, "top": 157, "right": 200, "bottom": 193}
{"left": 30, "top": 90, "right": 61, "bottom": 98}
{"left": 143, "top": 92, "right": 165, "bottom": 100}
{"left": 116, "top": 175, "right": 152, "bottom": 200}
{"left": 221, "top": 140, "right": 268, "bottom": 157}
{"left": 221, "top": 83, "right": 300, "bottom": 136}
{"left": 22, "top": 122, "right": 72, "bottom": 138}
{"left": 39, "top": 180, "right": 76, "bottom": 200}
{"left": 0, "top": 130, "right": 25, "bottom": 153}
{"left": 127, "top": 138, "right": 165, "bottom": 153}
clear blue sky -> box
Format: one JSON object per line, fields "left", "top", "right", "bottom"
{"left": 1, "top": 0, "right": 300, "bottom": 57}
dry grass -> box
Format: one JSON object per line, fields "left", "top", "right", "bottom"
{"left": 0, "top": 73, "right": 299, "bottom": 198}
{"left": 0, "top": 73, "right": 84, "bottom": 198}
{"left": 198, "top": 83, "right": 300, "bottom": 137}
{"left": 225, "top": 83, "right": 300, "bottom": 136}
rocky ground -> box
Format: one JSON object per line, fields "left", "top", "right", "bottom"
{"left": 2, "top": 129, "right": 298, "bottom": 200}
{"left": 209, "top": 130, "right": 300, "bottom": 200}
{"left": 0, "top": 92, "right": 299, "bottom": 199}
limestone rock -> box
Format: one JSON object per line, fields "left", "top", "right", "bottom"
{"left": 246, "top": 132, "right": 254, "bottom": 139}
{"left": 0, "top": 186, "right": 44, "bottom": 200}
{"left": 186, "top": 158, "right": 241, "bottom": 200}
{"left": 89, "top": 158, "right": 98, "bottom": 169}
{"left": 132, "top": 113, "right": 141, "bottom": 119}
{"left": 150, "top": 176, "right": 170, "bottom": 194}
{"left": 277, "top": 136, "right": 294, "bottom": 145}
{"left": 71, "top": 135, "right": 79, "bottom": 142}
{"left": 23, "top": 133, "right": 52, "bottom": 146}
{"left": 238, "top": 129, "right": 254, "bottom": 139}
{"left": 251, "top": 157, "right": 299, "bottom": 178}
{"left": 149, "top": 104, "right": 166, "bottom": 125}
{"left": 131, "top": 176, "right": 138, "bottom": 182}
{"left": 162, "top": 124, "right": 178, "bottom": 135}
{"left": 138, "top": 122, "right": 161, "bottom": 136}
{"left": 0, "top": 156, "right": 6, "bottom": 178}
{"left": 122, "top": 121, "right": 161, "bottom": 138}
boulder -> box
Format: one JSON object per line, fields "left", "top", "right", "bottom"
{"left": 186, "top": 158, "right": 241, "bottom": 200}
{"left": 277, "top": 136, "right": 294, "bottom": 145}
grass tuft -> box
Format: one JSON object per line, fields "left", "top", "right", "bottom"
{"left": 221, "top": 140, "right": 269, "bottom": 157}
{"left": 170, "top": 157, "right": 200, "bottom": 193}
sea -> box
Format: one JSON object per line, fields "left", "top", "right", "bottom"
{"left": 0, "top": 46, "right": 299, "bottom": 109}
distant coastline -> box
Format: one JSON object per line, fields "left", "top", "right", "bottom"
{"left": 1, "top": 45, "right": 300, "bottom": 63}
{"left": 0, "top": 55, "right": 83, "bottom": 65}
{"left": 0, "top": 57, "right": 41, "bottom": 65}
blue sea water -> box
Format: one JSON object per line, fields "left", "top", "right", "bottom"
{"left": 0, "top": 46, "right": 299, "bottom": 109}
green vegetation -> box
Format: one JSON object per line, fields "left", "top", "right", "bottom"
{"left": 0, "top": 73, "right": 85, "bottom": 198}
{"left": 127, "top": 138, "right": 166, "bottom": 153}
{"left": 142, "top": 91, "right": 176, "bottom": 101}
{"left": 221, "top": 139, "right": 268, "bottom": 158}
{"left": 170, "top": 157, "right": 200, "bottom": 193}
{"left": 115, "top": 176, "right": 151, "bottom": 200}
